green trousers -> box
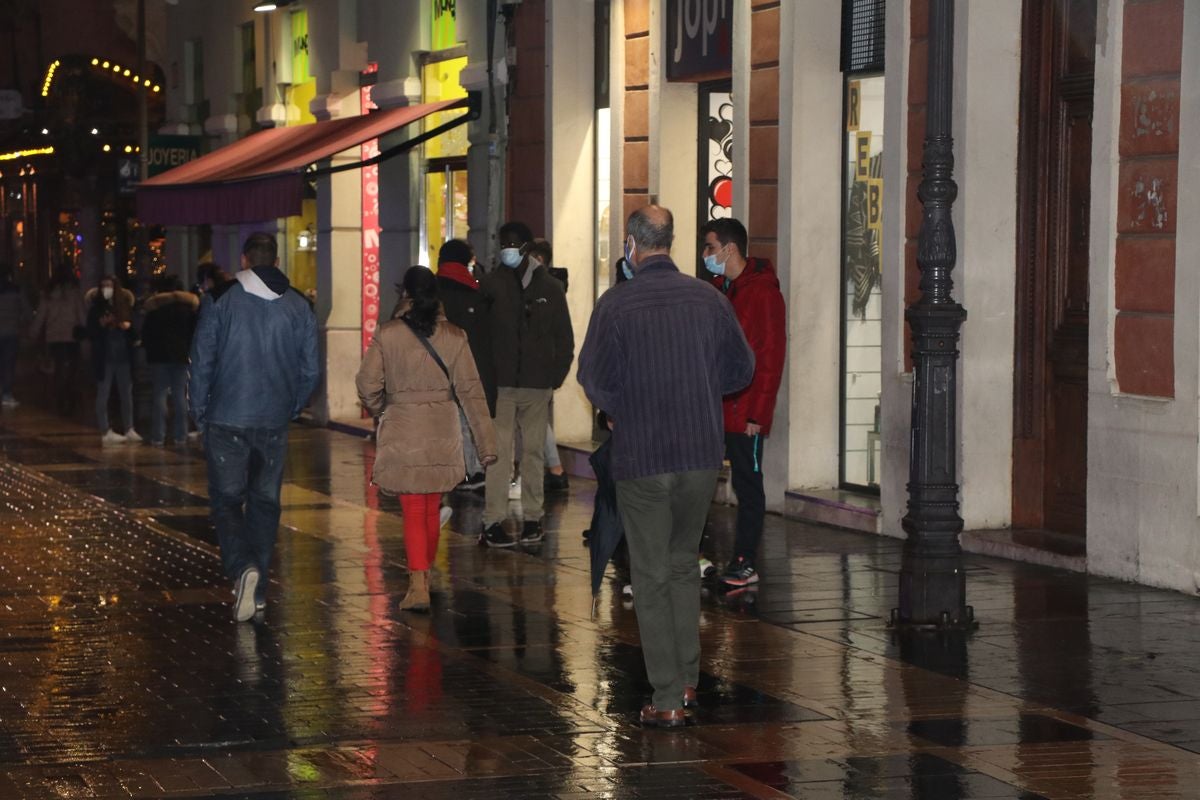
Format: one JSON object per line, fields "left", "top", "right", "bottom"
{"left": 616, "top": 468, "right": 719, "bottom": 710}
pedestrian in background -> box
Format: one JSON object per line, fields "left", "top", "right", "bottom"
{"left": 142, "top": 274, "right": 199, "bottom": 446}
{"left": 433, "top": 238, "right": 490, "bottom": 491}
{"left": 189, "top": 233, "right": 320, "bottom": 623}
{"left": 357, "top": 266, "right": 497, "bottom": 613}
{"left": 527, "top": 238, "right": 570, "bottom": 496}
{"left": 578, "top": 205, "right": 754, "bottom": 728}
{"left": 87, "top": 275, "right": 140, "bottom": 444}
{"left": 700, "top": 218, "right": 786, "bottom": 588}
{"left": 0, "top": 264, "right": 31, "bottom": 408}
{"left": 32, "top": 266, "right": 86, "bottom": 416}
{"left": 477, "top": 221, "right": 574, "bottom": 548}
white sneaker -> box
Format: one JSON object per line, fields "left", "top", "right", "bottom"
{"left": 1, "top": 395, "right": 17, "bottom": 408}
{"left": 233, "top": 567, "right": 260, "bottom": 623}
{"left": 508, "top": 477, "right": 522, "bottom": 501}
{"left": 187, "top": 431, "right": 202, "bottom": 440}
{"left": 699, "top": 557, "right": 717, "bottom": 578}
{"left": 101, "top": 429, "right": 126, "bottom": 445}
{"left": 622, "top": 583, "right": 634, "bottom": 597}
{"left": 123, "top": 429, "right": 143, "bottom": 443}
{"left": 439, "top": 505, "right": 453, "bottom": 529}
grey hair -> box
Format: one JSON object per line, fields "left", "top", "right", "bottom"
{"left": 627, "top": 206, "right": 674, "bottom": 252}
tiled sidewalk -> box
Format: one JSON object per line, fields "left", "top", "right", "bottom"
{"left": 0, "top": 407, "right": 1199, "bottom": 798}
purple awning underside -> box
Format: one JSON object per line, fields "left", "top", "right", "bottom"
{"left": 137, "top": 173, "right": 304, "bottom": 225}
{"left": 135, "top": 98, "right": 466, "bottom": 225}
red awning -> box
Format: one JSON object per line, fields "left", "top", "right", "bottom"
{"left": 137, "top": 98, "right": 468, "bottom": 225}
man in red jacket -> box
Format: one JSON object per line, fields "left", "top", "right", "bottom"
{"left": 700, "top": 218, "right": 786, "bottom": 588}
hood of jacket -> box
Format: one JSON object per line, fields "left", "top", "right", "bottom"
{"left": 237, "top": 265, "right": 291, "bottom": 299}
{"left": 713, "top": 257, "right": 780, "bottom": 296}
{"left": 143, "top": 290, "right": 200, "bottom": 313}
{"left": 437, "top": 261, "right": 478, "bottom": 289}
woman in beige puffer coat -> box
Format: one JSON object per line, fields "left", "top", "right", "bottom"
{"left": 356, "top": 266, "right": 497, "bottom": 612}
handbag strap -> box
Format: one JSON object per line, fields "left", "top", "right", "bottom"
{"left": 400, "top": 316, "right": 463, "bottom": 411}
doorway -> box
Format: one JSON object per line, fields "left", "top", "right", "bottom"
{"left": 1012, "top": 0, "right": 1096, "bottom": 539}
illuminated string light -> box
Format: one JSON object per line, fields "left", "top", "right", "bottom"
{"left": 102, "top": 144, "right": 111, "bottom": 152}
{"left": 91, "top": 58, "right": 99, "bottom": 66}
{"left": 123, "top": 145, "right": 132, "bottom": 153}
{"left": 102, "top": 61, "right": 110, "bottom": 68}
{"left": 40, "top": 60, "right": 61, "bottom": 97}
{"left": 152, "top": 85, "right": 160, "bottom": 93}
{"left": 123, "top": 69, "right": 130, "bottom": 76}
{"left": 0, "top": 147, "right": 54, "bottom": 162}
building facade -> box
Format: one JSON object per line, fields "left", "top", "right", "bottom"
{"left": 156, "top": 0, "right": 1200, "bottom": 594}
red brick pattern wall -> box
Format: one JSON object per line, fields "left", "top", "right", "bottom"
{"left": 622, "top": 0, "right": 650, "bottom": 226}
{"left": 903, "top": 0, "right": 929, "bottom": 370}
{"left": 1113, "top": 0, "right": 1182, "bottom": 397}
{"left": 748, "top": 1, "right": 780, "bottom": 267}
{"left": 506, "top": 0, "right": 547, "bottom": 235}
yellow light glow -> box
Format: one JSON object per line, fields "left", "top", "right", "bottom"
{"left": 152, "top": 85, "right": 160, "bottom": 93}
{"left": 91, "top": 58, "right": 99, "bottom": 66}
{"left": 0, "top": 147, "right": 54, "bottom": 162}
{"left": 143, "top": 79, "right": 151, "bottom": 87}
{"left": 112, "top": 64, "right": 120, "bottom": 72}
{"left": 102, "top": 61, "right": 110, "bottom": 68}
{"left": 123, "top": 69, "right": 130, "bottom": 76}
{"left": 40, "top": 61, "right": 59, "bottom": 97}
{"left": 102, "top": 144, "right": 111, "bottom": 152}
{"left": 123, "top": 145, "right": 132, "bottom": 153}
{"left": 132, "top": 75, "right": 139, "bottom": 82}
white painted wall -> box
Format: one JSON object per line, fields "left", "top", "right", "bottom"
{"left": 1086, "top": 0, "right": 1200, "bottom": 594}
{"left": 777, "top": 0, "right": 842, "bottom": 495}
{"left": 547, "top": 0, "right": 598, "bottom": 443}
{"left": 952, "top": 0, "right": 1021, "bottom": 530}
{"left": 881, "top": 0, "right": 1021, "bottom": 536}
{"left": 879, "top": 0, "right": 911, "bottom": 538}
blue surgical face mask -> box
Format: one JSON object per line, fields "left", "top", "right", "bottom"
{"left": 621, "top": 261, "right": 633, "bottom": 281}
{"left": 500, "top": 247, "right": 522, "bottom": 268}
{"left": 703, "top": 246, "right": 727, "bottom": 276}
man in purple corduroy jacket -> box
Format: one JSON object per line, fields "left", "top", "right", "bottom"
{"left": 578, "top": 204, "right": 754, "bottom": 729}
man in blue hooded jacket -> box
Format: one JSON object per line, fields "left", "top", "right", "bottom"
{"left": 189, "top": 232, "right": 319, "bottom": 622}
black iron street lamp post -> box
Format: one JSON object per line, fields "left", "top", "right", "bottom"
{"left": 892, "top": 0, "right": 975, "bottom": 630}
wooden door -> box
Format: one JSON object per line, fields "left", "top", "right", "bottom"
{"left": 1013, "top": 0, "right": 1095, "bottom": 537}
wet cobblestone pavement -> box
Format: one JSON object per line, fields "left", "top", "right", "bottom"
{"left": 2, "top": 408, "right": 1200, "bottom": 797}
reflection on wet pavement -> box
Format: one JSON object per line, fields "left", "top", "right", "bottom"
{"left": 1, "top": 409, "right": 1200, "bottom": 797}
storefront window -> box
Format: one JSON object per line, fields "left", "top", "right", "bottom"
{"left": 421, "top": 56, "right": 469, "bottom": 265}
{"left": 839, "top": 75, "right": 884, "bottom": 489}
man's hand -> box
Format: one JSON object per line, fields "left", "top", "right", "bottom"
{"left": 480, "top": 455, "right": 498, "bottom": 467}
{"left": 745, "top": 422, "right": 762, "bottom": 436}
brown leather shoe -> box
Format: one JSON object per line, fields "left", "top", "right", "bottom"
{"left": 640, "top": 704, "right": 688, "bottom": 728}
{"left": 683, "top": 686, "right": 697, "bottom": 709}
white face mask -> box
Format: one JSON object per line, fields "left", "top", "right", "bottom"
{"left": 499, "top": 247, "right": 523, "bottom": 268}
{"left": 101, "top": 287, "right": 114, "bottom": 300}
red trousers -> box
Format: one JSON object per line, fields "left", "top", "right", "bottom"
{"left": 400, "top": 493, "right": 442, "bottom": 571}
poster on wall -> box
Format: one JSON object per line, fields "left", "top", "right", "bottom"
{"left": 361, "top": 64, "right": 380, "bottom": 357}
{"left": 705, "top": 90, "right": 733, "bottom": 221}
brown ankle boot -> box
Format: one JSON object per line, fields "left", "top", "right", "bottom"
{"left": 398, "top": 570, "right": 430, "bottom": 613}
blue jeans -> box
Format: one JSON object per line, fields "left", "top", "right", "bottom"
{"left": 205, "top": 423, "right": 289, "bottom": 599}
{"left": 96, "top": 361, "right": 133, "bottom": 433}
{"left": 150, "top": 363, "right": 189, "bottom": 443}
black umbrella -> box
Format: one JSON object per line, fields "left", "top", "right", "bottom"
{"left": 587, "top": 436, "right": 625, "bottom": 612}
